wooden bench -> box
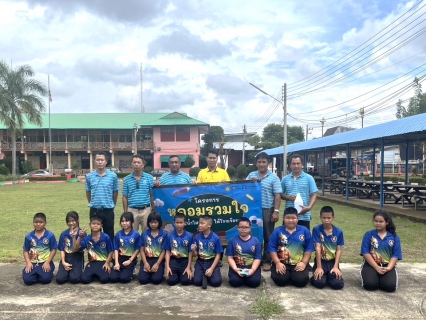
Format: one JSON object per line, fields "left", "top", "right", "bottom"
{"left": 414, "top": 195, "right": 426, "bottom": 210}
{"left": 371, "top": 190, "right": 401, "bottom": 204}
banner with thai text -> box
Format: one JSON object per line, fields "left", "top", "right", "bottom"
{"left": 152, "top": 181, "right": 263, "bottom": 245}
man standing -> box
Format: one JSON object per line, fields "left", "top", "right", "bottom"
{"left": 247, "top": 152, "right": 282, "bottom": 271}
{"left": 85, "top": 151, "right": 119, "bottom": 241}
{"left": 197, "top": 149, "right": 230, "bottom": 183}
{"left": 156, "top": 155, "right": 193, "bottom": 186}
{"left": 281, "top": 154, "right": 318, "bottom": 230}
{"left": 122, "top": 155, "right": 154, "bottom": 233}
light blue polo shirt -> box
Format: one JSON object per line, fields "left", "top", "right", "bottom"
{"left": 160, "top": 171, "right": 192, "bottom": 185}
{"left": 281, "top": 171, "right": 318, "bottom": 221}
{"left": 246, "top": 171, "right": 282, "bottom": 209}
{"left": 122, "top": 172, "right": 154, "bottom": 207}
{"left": 85, "top": 170, "right": 120, "bottom": 209}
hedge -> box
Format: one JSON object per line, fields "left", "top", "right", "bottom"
{"left": 29, "top": 176, "right": 67, "bottom": 181}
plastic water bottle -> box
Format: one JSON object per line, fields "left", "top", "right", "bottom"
{"left": 294, "top": 193, "right": 304, "bottom": 213}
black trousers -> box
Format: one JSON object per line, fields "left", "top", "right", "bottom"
{"left": 262, "top": 208, "right": 275, "bottom": 264}
{"left": 89, "top": 208, "right": 115, "bottom": 241}
{"left": 56, "top": 252, "right": 84, "bottom": 284}
{"left": 360, "top": 261, "right": 398, "bottom": 292}
{"left": 271, "top": 262, "right": 309, "bottom": 287}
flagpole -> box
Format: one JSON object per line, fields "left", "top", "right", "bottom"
{"left": 48, "top": 75, "right": 52, "bottom": 174}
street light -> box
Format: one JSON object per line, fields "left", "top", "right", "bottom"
{"left": 133, "top": 123, "right": 139, "bottom": 155}
{"left": 250, "top": 82, "right": 287, "bottom": 177}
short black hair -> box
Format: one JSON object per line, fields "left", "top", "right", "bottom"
{"left": 120, "top": 212, "right": 134, "bottom": 224}
{"left": 132, "top": 154, "right": 145, "bottom": 164}
{"left": 90, "top": 216, "right": 103, "bottom": 224}
{"left": 169, "top": 155, "right": 180, "bottom": 161}
{"left": 255, "top": 152, "right": 270, "bottom": 163}
{"left": 65, "top": 211, "right": 79, "bottom": 224}
{"left": 174, "top": 213, "right": 186, "bottom": 222}
{"left": 95, "top": 151, "right": 108, "bottom": 160}
{"left": 207, "top": 149, "right": 219, "bottom": 157}
{"left": 33, "top": 212, "right": 46, "bottom": 222}
{"left": 147, "top": 211, "right": 163, "bottom": 228}
{"left": 283, "top": 207, "right": 298, "bottom": 217}
{"left": 199, "top": 215, "right": 213, "bottom": 225}
{"left": 238, "top": 217, "right": 251, "bottom": 226}
{"left": 320, "top": 206, "right": 334, "bottom": 216}
{"left": 289, "top": 154, "right": 303, "bottom": 165}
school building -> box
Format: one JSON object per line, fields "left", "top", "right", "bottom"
{"left": 0, "top": 112, "right": 209, "bottom": 173}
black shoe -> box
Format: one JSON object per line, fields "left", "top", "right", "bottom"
{"left": 308, "top": 264, "right": 313, "bottom": 272}
{"left": 202, "top": 275, "right": 207, "bottom": 289}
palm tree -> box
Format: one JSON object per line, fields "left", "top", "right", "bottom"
{"left": 0, "top": 60, "right": 47, "bottom": 175}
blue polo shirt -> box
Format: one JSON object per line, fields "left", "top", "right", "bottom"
{"left": 360, "top": 230, "right": 402, "bottom": 264}
{"left": 160, "top": 171, "right": 192, "bottom": 185}
{"left": 86, "top": 170, "right": 120, "bottom": 209}
{"left": 23, "top": 229, "right": 58, "bottom": 264}
{"left": 163, "top": 230, "right": 194, "bottom": 258}
{"left": 58, "top": 228, "right": 85, "bottom": 253}
{"left": 113, "top": 229, "right": 141, "bottom": 258}
{"left": 268, "top": 225, "right": 314, "bottom": 265}
{"left": 281, "top": 171, "right": 318, "bottom": 221}
{"left": 225, "top": 235, "right": 262, "bottom": 266}
{"left": 193, "top": 231, "right": 223, "bottom": 260}
{"left": 247, "top": 171, "right": 282, "bottom": 209}
{"left": 312, "top": 224, "right": 344, "bottom": 261}
{"left": 122, "top": 172, "right": 154, "bottom": 207}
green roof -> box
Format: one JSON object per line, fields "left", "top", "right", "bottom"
{"left": 0, "top": 112, "right": 209, "bottom": 130}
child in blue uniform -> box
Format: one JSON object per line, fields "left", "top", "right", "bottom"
{"left": 192, "top": 215, "right": 223, "bottom": 288}
{"left": 22, "top": 212, "right": 58, "bottom": 285}
{"left": 226, "top": 217, "right": 262, "bottom": 288}
{"left": 310, "top": 206, "right": 344, "bottom": 289}
{"left": 139, "top": 212, "right": 167, "bottom": 285}
{"left": 77, "top": 216, "right": 113, "bottom": 284}
{"left": 56, "top": 211, "right": 87, "bottom": 284}
{"left": 360, "top": 210, "right": 402, "bottom": 292}
{"left": 164, "top": 213, "right": 194, "bottom": 286}
{"left": 268, "top": 207, "right": 314, "bottom": 287}
{"left": 110, "top": 212, "right": 141, "bottom": 283}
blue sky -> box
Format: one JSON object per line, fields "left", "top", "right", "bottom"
{"left": 0, "top": 0, "right": 424, "bottom": 139}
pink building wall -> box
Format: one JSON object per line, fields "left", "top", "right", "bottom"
{"left": 152, "top": 127, "right": 200, "bottom": 173}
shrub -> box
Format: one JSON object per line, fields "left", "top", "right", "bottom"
{"left": 189, "top": 167, "right": 201, "bottom": 177}
{"left": 22, "top": 160, "right": 34, "bottom": 174}
{"left": 226, "top": 165, "right": 236, "bottom": 179}
{"left": 0, "top": 165, "right": 9, "bottom": 175}
{"left": 144, "top": 166, "right": 153, "bottom": 173}
{"left": 236, "top": 164, "right": 247, "bottom": 180}
{"left": 184, "top": 156, "right": 195, "bottom": 168}
{"left": 117, "top": 172, "right": 130, "bottom": 179}
{"left": 245, "top": 165, "right": 257, "bottom": 176}
{"left": 29, "top": 176, "right": 67, "bottom": 181}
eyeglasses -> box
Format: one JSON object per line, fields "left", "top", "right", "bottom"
{"left": 136, "top": 180, "right": 140, "bottom": 189}
{"left": 238, "top": 227, "right": 251, "bottom": 230}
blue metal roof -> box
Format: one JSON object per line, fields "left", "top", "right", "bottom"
{"left": 263, "top": 113, "right": 426, "bottom": 155}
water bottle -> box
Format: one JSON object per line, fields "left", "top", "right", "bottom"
{"left": 294, "top": 193, "right": 304, "bottom": 213}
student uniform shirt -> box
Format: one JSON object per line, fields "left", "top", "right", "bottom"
{"left": 140, "top": 229, "right": 167, "bottom": 258}
{"left": 114, "top": 229, "right": 141, "bottom": 258}
{"left": 312, "top": 224, "right": 344, "bottom": 261}
{"left": 81, "top": 233, "right": 113, "bottom": 262}
{"left": 360, "top": 229, "right": 402, "bottom": 265}
{"left": 268, "top": 225, "right": 314, "bottom": 265}
{"left": 23, "top": 229, "right": 58, "bottom": 264}
{"left": 225, "top": 235, "right": 262, "bottom": 266}
{"left": 163, "top": 230, "right": 194, "bottom": 258}
{"left": 194, "top": 231, "right": 223, "bottom": 260}
{"left": 58, "top": 228, "right": 85, "bottom": 254}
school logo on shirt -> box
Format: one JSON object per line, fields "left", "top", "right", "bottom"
{"left": 299, "top": 235, "right": 305, "bottom": 241}
{"left": 129, "top": 238, "right": 135, "bottom": 244}
{"left": 251, "top": 246, "right": 255, "bottom": 252}
{"left": 100, "top": 242, "right": 106, "bottom": 248}
{"left": 43, "top": 238, "right": 49, "bottom": 245}
{"left": 209, "top": 242, "right": 214, "bottom": 248}
{"left": 331, "top": 236, "right": 337, "bottom": 243}
{"left": 183, "top": 240, "right": 189, "bottom": 246}
{"left": 158, "top": 237, "right": 163, "bottom": 244}
{"left": 389, "top": 240, "right": 394, "bottom": 247}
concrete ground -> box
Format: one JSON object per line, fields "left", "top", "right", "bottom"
{"left": 0, "top": 263, "right": 425, "bottom": 320}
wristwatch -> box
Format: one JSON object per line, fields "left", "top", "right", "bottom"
{"left": 274, "top": 209, "right": 279, "bottom": 213}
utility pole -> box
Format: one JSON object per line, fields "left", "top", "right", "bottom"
{"left": 320, "top": 117, "right": 326, "bottom": 137}
{"left": 242, "top": 124, "right": 247, "bottom": 165}
{"left": 360, "top": 107, "right": 365, "bottom": 128}
{"left": 305, "top": 125, "right": 312, "bottom": 141}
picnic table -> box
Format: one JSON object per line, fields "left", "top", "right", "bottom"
{"left": 392, "top": 184, "right": 426, "bottom": 208}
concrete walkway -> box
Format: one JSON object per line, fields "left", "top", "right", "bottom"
{"left": 1, "top": 263, "right": 425, "bottom": 319}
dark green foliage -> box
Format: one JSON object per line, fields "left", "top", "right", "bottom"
{"left": 184, "top": 155, "right": 195, "bottom": 168}
{"left": 144, "top": 166, "right": 153, "bottom": 173}
{"left": 396, "top": 77, "right": 426, "bottom": 119}
{"left": 245, "top": 165, "right": 257, "bottom": 176}
{"left": 247, "top": 123, "right": 304, "bottom": 150}
{"left": 117, "top": 172, "right": 130, "bottom": 179}
{"left": 0, "top": 165, "right": 9, "bottom": 175}
{"left": 201, "top": 126, "right": 224, "bottom": 156}
{"left": 236, "top": 164, "right": 247, "bottom": 180}
{"left": 226, "top": 165, "right": 236, "bottom": 178}
{"left": 189, "top": 167, "right": 201, "bottom": 177}
{"left": 28, "top": 176, "right": 67, "bottom": 181}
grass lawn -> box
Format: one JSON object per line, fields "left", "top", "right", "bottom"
{"left": 0, "top": 183, "right": 425, "bottom": 263}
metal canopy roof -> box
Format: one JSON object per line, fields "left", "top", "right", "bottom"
{"left": 263, "top": 113, "right": 426, "bottom": 155}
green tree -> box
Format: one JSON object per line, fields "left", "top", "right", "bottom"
{"left": 189, "top": 166, "right": 201, "bottom": 177}
{"left": 201, "top": 126, "right": 224, "bottom": 156}
{"left": 236, "top": 163, "right": 247, "bottom": 180}
{"left": 226, "top": 165, "right": 236, "bottom": 179}
{"left": 247, "top": 123, "right": 305, "bottom": 150}
{"left": 396, "top": 77, "right": 426, "bottom": 119}
{"left": 0, "top": 61, "right": 47, "bottom": 175}
{"left": 184, "top": 155, "right": 195, "bottom": 168}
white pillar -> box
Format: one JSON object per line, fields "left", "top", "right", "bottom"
{"left": 46, "top": 152, "right": 50, "bottom": 170}
{"left": 89, "top": 152, "right": 93, "bottom": 171}
{"left": 68, "top": 153, "right": 71, "bottom": 169}
{"left": 111, "top": 152, "right": 115, "bottom": 167}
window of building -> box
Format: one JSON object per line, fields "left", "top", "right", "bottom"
{"left": 176, "top": 126, "right": 190, "bottom": 141}
{"left": 161, "top": 127, "right": 175, "bottom": 142}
